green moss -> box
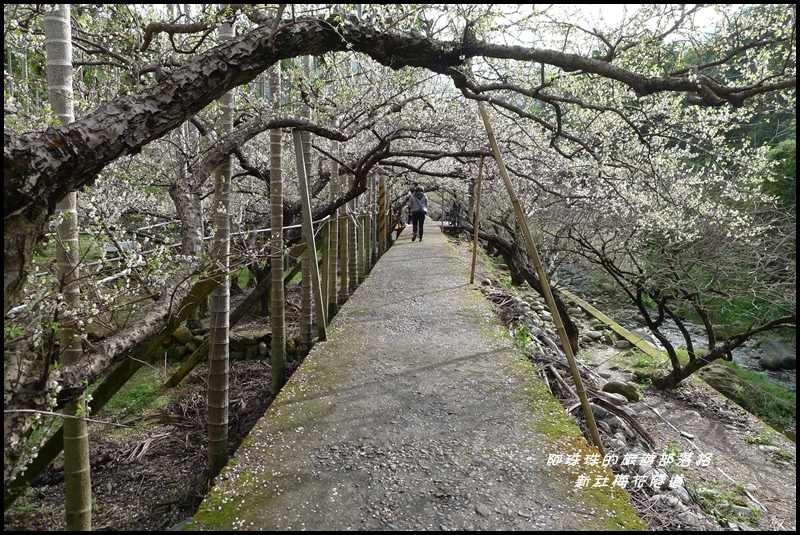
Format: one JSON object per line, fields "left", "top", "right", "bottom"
{"left": 188, "top": 236, "right": 647, "bottom": 531}
{"left": 452, "top": 238, "right": 646, "bottom": 530}
{"left": 186, "top": 364, "right": 333, "bottom": 529}
{"left": 95, "top": 365, "right": 176, "bottom": 422}
{"left": 717, "top": 360, "right": 796, "bottom": 435}
{"left": 689, "top": 480, "right": 762, "bottom": 527}
{"left": 502, "top": 356, "right": 647, "bottom": 530}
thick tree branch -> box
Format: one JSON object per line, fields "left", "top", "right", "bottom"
{"left": 5, "top": 13, "right": 795, "bottom": 315}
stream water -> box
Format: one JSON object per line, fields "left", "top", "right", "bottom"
{"left": 626, "top": 313, "right": 795, "bottom": 392}
{"left": 555, "top": 264, "right": 796, "bottom": 394}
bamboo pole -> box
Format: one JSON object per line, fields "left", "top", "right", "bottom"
{"left": 321, "top": 222, "right": 330, "bottom": 322}
{"left": 470, "top": 155, "right": 484, "bottom": 285}
{"left": 357, "top": 213, "right": 365, "bottom": 283}
{"left": 293, "top": 130, "right": 326, "bottom": 340}
{"left": 370, "top": 175, "right": 378, "bottom": 264}
{"left": 477, "top": 102, "right": 604, "bottom": 455}
{"left": 378, "top": 176, "right": 387, "bottom": 256}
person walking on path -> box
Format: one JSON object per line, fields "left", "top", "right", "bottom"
{"left": 408, "top": 185, "right": 429, "bottom": 242}
{"left": 405, "top": 187, "right": 414, "bottom": 225}
{"left": 451, "top": 201, "right": 462, "bottom": 226}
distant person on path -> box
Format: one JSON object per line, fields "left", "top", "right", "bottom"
{"left": 405, "top": 187, "right": 415, "bottom": 225}
{"left": 408, "top": 185, "right": 429, "bottom": 242}
{"left": 451, "top": 201, "right": 462, "bottom": 226}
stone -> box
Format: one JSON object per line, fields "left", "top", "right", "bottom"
{"left": 172, "top": 325, "right": 194, "bottom": 345}
{"left": 697, "top": 364, "right": 761, "bottom": 411}
{"left": 600, "top": 282, "right": 616, "bottom": 295}
{"left": 589, "top": 402, "right": 609, "bottom": 418}
{"left": 600, "top": 392, "right": 629, "bottom": 406}
{"left": 602, "top": 380, "right": 640, "bottom": 402}
{"left": 757, "top": 340, "right": 796, "bottom": 370}
{"left": 610, "top": 438, "right": 627, "bottom": 450}
{"left": 671, "top": 486, "right": 692, "bottom": 504}
{"left": 730, "top": 505, "right": 756, "bottom": 519}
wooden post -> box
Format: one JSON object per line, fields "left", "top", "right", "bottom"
{"left": 348, "top": 197, "right": 358, "bottom": 293}
{"left": 370, "top": 175, "right": 378, "bottom": 265}
{"left": 320, "top": 221, "right": 330, "bottom": 323}
{"left": 338, "top": 177, "right": 349, "bottom": 303}
{"left": 357, "top": 213, "right": 366, "bottom": 283}
{"left": 470, "top": 155, "right": 484, "bottom": 285}
{"left": 327, "top": 146, "right": 339, "bottom": 319}
{"left": 293, "top": 130, "right": 326, "bottom": 340}
{"left": 378, "top": 176, "right": 387, "bottom": 256}
{"left": 477, "top": 103, "right": 604, "bottom": 455}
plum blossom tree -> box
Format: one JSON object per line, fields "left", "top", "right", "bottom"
{"left": 4, "top": 3, "right": 795, "bottom": 506}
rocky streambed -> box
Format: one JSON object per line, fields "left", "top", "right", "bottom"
{"left": 554, "top": 263, "right": 796, "bottom": 394}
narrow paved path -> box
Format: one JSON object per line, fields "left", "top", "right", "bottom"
{"left": 187, "top": 223, "right": 646, "bottom": 531}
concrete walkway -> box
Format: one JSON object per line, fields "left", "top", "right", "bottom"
{"left": 186, "top": 223, "right": 646, "bottom": 531}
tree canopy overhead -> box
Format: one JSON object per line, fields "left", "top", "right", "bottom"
{"left": 4, "top": 3, "right": 796, "bottom": 495}
{"left": 5, "top": 4, "right": 796, "bottom": 314}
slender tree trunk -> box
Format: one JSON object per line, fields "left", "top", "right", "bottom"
{"left": 56, "top": 196, "right": 91, "bottom": 531}
{"left": 269, "top": 63, "right": 287, "bottom": 393}
{"left": 169, "top": 7, "right": 205, "bottom": 319}
{"left": 206, "top": 11, "right": 233, "bottom": 480}
{"left": 334, "top": 4, "right": 351, "bottom": 304}
{"left": 45, "top": 5, "right": 91, "bottom": 529}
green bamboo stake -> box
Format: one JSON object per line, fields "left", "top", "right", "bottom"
{"left": 477, "top": 102, "right": 604, "bottom": 456}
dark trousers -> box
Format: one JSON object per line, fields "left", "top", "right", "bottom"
{"left": 411, "top": 211, "right": 426, "bottom": 238}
